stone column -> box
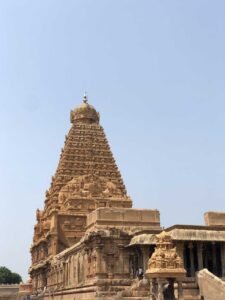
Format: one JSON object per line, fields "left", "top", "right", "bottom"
{"left": 177, "top": 280, "right": 184, "bottom": 300}
{"left": 183, "top": 244, "right": 187, "bottom": 272}
{"left": 197, "top": 242, "right": 203, "bottom": 271}
{"left": 141, "top": 246, "right": 150, "bottom": 273}
{"left": 204, "top": 245, "right": 209, "bottom": 269}
{"left": 149, "top": 278, "right": 157, "bottom": 300}
{"left": 212, "top": 242, "right": 217, "bottom": 275}
{"left": 157, "top": 279, "right": 164, "bottom": 300}
{"left": 220, "top": 243, "right": 225, "bottom": 277}
{"left": 149, "top": 278, "right": 154, "bottom": 300}
{"left": 188, "top": 242, "right": 195, "bottom": 277}
{"left": 176, "top": 242, "right": 184, "bottom": 261}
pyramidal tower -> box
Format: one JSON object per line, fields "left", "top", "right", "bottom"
{"left": 31, "top": 96, "right": 132, "bottom": 262}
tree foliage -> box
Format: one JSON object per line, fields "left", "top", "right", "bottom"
{"left": 0, "top": 266, "right": 22, "bottom": 284}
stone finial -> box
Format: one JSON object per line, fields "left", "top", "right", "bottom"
{"left": 70, "top": 95, "right": 100, "bottom": 124}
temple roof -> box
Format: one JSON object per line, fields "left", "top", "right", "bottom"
{"left": 167, "top": 227, "right": 225, "bottom": 242}
{"left": 128, "top": 225, "right": 225, "bottom": 246}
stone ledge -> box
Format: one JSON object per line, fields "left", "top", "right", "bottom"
{"left": 86, "top": 208, "right": 161, "bottom": 231}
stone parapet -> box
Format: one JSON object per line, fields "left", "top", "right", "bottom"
{"left": 0, "top": 284, "right": 19, "bottom": 300}
{"left": 204, "top": 211, "right": 225, "bottom": 226}
{"left": 86, "top": 208, "right": 161, "bottom": 233}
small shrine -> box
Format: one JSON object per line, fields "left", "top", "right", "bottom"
{"left": 145, "top": 231, "right": 186, "bottom": 300}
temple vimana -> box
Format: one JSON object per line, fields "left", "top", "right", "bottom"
{"left": 29, "top": 96, "right": 225, "bottom": 300}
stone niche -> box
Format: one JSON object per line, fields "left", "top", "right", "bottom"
{"left": 204, "top": 211, "right": 225, "bottom": 226}
{"left": 86, "top": 207, "right": 161, "bottom": 233}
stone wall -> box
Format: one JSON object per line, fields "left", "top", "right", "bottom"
{"left": 197, "top": 268, "right": 225, "bottom": 300}
{"left": 31, "top": 228, "right": 133, "bottom": 299}
{"left": 0, "top": 284, "right": 19, "bottom": 300}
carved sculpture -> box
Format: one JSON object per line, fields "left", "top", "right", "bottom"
{"left": 58, "top": 174, "right": 124, "bottom": 205}
{"left": 146, "top": 231, "right": 185, "bottom": 275}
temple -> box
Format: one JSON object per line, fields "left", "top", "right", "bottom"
{"left": 29, "top": 97, "right": 225, "bottom": 300}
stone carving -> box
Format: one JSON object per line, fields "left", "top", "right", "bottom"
{"left": 146, "top": 231, "right": 186, "bottom": 277}
{"left": 58, "top": 174, "right": 123, "bottom": 204}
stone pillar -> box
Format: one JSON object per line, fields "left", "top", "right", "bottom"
{"left": 177, "top": 280, "right": 184, "bottom": 300}
{"left": 197, "top": 242, "right": 203, "bottom": 271}
{"left": 176, "top": 242, "right": 184, "bottom": 261}
{"left": 149, "top": 278, "right": 157, "bottom": 300}
{"left": 220, "top": 243, "right": 225, "bottom": 277}
{"left": 204, "top": 245, "right": 209, "bottom": 269}
{"left": 188, "top": 242, "right": 195, "bottom": 277}
{"left": 183, "top": 244, "right": 187, "bottom": 272}
{"left": 157, "top": 279, "right": 164, "bottom": 300}
{"left": 137, "top": 248, "right": 143, "bottom": 269}
{"left": 212, "top": 242, "right": 217, "bottom": 275}
{"left": 149, "top": 278, "right": 154, "bottom": 300}
{"left": 141, "top": 246, "right": 150, "bottom": 273}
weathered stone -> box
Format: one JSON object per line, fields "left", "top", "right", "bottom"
{"left": 198, "top": 269, "right": 225, "bottom": 300}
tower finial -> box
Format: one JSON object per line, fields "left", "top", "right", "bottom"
{"left": 83, "top": 91, "right": 88, "bottom": 103}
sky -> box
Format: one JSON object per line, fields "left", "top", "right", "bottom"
{"left": 1, "top": 0, "right": 225, "bottom": 281}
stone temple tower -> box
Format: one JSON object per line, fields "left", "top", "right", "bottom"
{"left": 31, "top": 96, "right": 132, "bottom": 264}
{"left": 30, "top": 96, "right": 160, "bottom": 298}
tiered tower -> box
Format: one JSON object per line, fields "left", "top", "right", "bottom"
{"left": 31, "top": 96, "right": 132, "bottom": 266}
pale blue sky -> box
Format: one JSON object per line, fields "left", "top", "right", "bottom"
{"left": 1, "top": 0, "right": 225, "bottom": 280}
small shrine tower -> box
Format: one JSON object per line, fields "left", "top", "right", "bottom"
{"left": 145, "top": 231, "right": 186, "bottom": 300}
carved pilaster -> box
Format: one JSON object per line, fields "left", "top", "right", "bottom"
{"left": 95, "top": 245, "right": 103, "bottom": 275}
